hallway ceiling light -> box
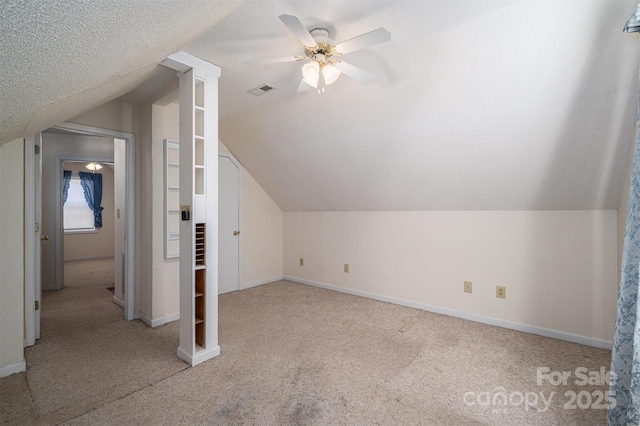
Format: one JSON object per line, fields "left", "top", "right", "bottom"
{"left": 86, "top": 162, "right": 102, "bottom": 171}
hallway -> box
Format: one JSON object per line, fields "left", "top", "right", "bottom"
{"left": 2, "top": 284, "right": 184, "bottom": 424}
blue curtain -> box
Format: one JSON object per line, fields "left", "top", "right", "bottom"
{"left": 63, "top": 170, "right": 71, "bottom": 204}
{"left": 79, "top": 171, "right": 104, "bottom": 228}
{"left": 609, "top": 85, "right": 640, "bottom": 425}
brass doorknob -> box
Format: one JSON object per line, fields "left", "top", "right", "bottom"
{"left": 233, "top": 231, "right": 240, "bottom": 236}
{"left": 40, "top": 235, "right": 49, "bottom": 241}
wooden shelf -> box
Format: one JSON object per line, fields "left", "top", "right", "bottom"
{"left": 195, "top": 223, "right": 206, "bottom": 348}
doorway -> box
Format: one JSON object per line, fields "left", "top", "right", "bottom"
{"left": 218, "top": 153, "right": 241, "bottom": 294}
{"left": 60, "top": 160, "right": 116, "bottom": 292}
{"left": 24, "top": 122, "right": 136, "bottom": 346}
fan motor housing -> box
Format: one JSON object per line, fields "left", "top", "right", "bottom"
{"left": 305, "top": 28, "right": 339, "bottom": 63}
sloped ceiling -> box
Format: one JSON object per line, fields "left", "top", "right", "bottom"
{"left": 2, "top": 1, "right": 639, "bottom": 211}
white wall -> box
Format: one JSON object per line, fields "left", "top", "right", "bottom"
{"left": 41, "top": 133, "right": 115, "bottom": 290}
{"left": 219, "top": 142, "right": 283, "bottom": 287}
{"left": 284, "top": 210, "right": 618, "bottom": 346}
{"left": 0, "top": 139, "right": 25, "bottom": 377}
{"left": 62, "top": 162, "right": 115, "bottom": 261}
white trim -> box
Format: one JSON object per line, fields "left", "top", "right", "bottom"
{"left": 139, "top": 312, "right": 180, "bottom": 328}
{"left": 241, "top": 276, "right": 283, "bottom": 290}
{"left": 63, "top": 228, "right": 97, "bottom": 235}
{"left": 0, "top": 360, "right": 26, "bottom": 378}
{"left": 51, "top": 122, "right": 136, "bottom": 321}
{"left": 113, "top": 295, "right": 125, "bottom": 308}
{"left": 24, "top": 136, "right": 36, "bottom": 347}
{"left": 64, "top": 254, "right": 114, "bottom": 262}
{"left": 165, "top": 312, "right": 180, "bottom": 324}
{"left": 162, "top": 51, "right": 222, "bottom": 77}
{"left": 219, "top": 152, "right": 243, "bottom": 293}
{"left": 283, "top": 276, "right": 613, "bottom": 350}
{"left": 177, "top": 345, "right": 220, "bottom": 367}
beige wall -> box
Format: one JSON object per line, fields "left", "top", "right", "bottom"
{"left": 69, "top": 99, "right": 134, "bottom": 134}
{"left": 149, "top": 102, "right": 181, "bottom": 322}
{"left": 241, "top": 168, "right": 284, "bottom": 285}
{"left": 63, "top": 162, "right": 115, "bottom": 261}
{"left": 284, "top": 210, "right": 618, "bottom": 345}
{"left": 41, "top": 133, "right": 115, "bottom": 290}
{"left": 0, "top": 139, "right": 25, "bottom": 376}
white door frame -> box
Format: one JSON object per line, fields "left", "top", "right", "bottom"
{"left": 54, "top": 154, "right": 114, "bottom": 290}
{"left": 218, "top": 152, "right": 242, "bottom": 292}
{"left": 27, "top": 122, "right": 137, "bottom": 322}
{"left": 24, "top": 134, "right": 41, "bottom": 346}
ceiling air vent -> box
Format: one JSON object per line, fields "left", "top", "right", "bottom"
{"left": 247, "top": 84, "right": 276, "bottom": 96}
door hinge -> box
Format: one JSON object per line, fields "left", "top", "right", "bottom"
{"left": 34, "top": 145, "right": 40, "bottom": 155}
{"left": 35, "top": 223, "right": 39, "bottom": 232}
{"left": 35, "top": 301, "right": 39, "bottom": 311}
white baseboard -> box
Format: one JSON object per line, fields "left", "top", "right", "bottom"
{"left": 64, "top": 254, "right": 115, "bottom": 262}
{"left": 177, "top": 345, "right": 220, "bottom": 367}
{"left": 165, "top": 312, "right": 180, "bottom": 324}
{"left": 283, "top": 276, "right": 613, "bottom": 350}
{"left": 0, "top": 360, "right": 26, "bottom": 378}
{"left": 139, "top": 312, "right": 180, "bottom": 328}
{"left": 241, "top": 275, "right": 284, "bottom": 290}
{"left": 112, "top": 295, "right": 125, "bottom": 308}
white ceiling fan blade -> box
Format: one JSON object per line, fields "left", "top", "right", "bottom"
{"left": 335, "top": 28, "right": 391, "bottom": 54}
{"left": 297, "top": 79, "right": 312, "bottom": 92}
{"left": 333, "top": 61, "right": 376, "bottom": 84}
{"left": 246, "top": 56, "right": 305, "bottom": 65}
{"left": 279, "top": 14, "right": 317, "bottom": 47}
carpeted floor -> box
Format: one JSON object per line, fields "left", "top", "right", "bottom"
{"left": 1, "top": 280, "right": 610, "bottom": 425}
{"left": 64, "top": 257, "right": 115, "bottom": 288}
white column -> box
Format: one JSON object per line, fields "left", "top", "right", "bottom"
{"left": 164, "top": 53, "right": 221, "bottom": 366}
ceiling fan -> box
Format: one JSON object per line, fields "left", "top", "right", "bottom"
{"left": 247, "top": 14, "right": 391, "bottom": 93}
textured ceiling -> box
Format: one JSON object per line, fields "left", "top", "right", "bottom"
{"left": 2, "top": 1, "right": 639, "bottom": 211}
{"left": 0, "top": 0, "right": 242, "bottom": 144}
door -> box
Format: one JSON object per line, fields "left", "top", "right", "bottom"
{"left": 218, "top": 154, "right": 240, "bottom": 294}
{"left": 35, "top": 134, "right": 42, "bottom": 339}
{"left": 24, "top": 134, "right": 43, "bottom": 346}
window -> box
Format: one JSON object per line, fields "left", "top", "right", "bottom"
{"left": 64, "top": 177, "right": 95, "bottom": 232}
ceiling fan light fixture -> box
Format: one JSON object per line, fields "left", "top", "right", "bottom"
{"left": 301, "top": 61, "right": 320, "bottom": 88}
{"left": 322, "top": 64, "right": 341, "bottom": 85}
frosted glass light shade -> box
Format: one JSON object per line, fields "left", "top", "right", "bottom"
{"left": 85, "top": 162, "right": 102, "bottom": 171}
{"left": 322, "top": 65, "right": 341, "bottom": 85}
{"left": 301, "top": 62, "right": 320, "bottom": 88}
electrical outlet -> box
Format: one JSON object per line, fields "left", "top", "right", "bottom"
{"left": 496, "top": 286, "right": 506, "bottom": 299}
{"left": 344, "top": 264, "right": 350, "bottom": 273}
{"left": 464, "top": 281, "right": 472, "bottom": 293}
{"left": 299, "top": 258, "right": 304, "bottom": 266}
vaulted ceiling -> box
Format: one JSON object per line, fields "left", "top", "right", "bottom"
{"left": 2, "top": 1, "right": 639, "bottom": 211}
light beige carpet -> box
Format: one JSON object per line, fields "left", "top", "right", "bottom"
{"left": 64, "top": 257, "right": 115, "bottom": 288}
{"left": 1, "top": 280, "right": 610, "bottom": 425}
